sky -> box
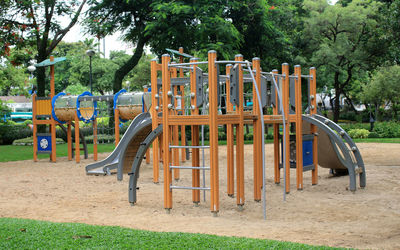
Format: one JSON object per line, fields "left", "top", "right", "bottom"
{"left": 63, "top": 23, "right": 133, "bottom": 59}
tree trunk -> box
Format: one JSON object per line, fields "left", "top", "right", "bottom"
{"left": 333, "top": 88, "right": 341, "bottom": 123}
{"left": 36, "top": 52, "right": 48, "bottom": 97}
{"left": 112, "top": 35, "right": 148, "bottom": 94}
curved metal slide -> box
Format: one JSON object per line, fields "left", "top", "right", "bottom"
{"left": 85, "top": 112, "right": 152, "bottom": 177}
{"left": 302, "top": 114, "right": 366, "bottom": 191}
{"left": 128, "top": 125, "right": 163, "bottom": 204}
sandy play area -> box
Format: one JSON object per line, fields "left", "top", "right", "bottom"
{"left": 0, "top": 143, "right": 399, "bottom": 249}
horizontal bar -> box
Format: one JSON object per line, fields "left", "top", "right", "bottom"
{"left": 169, "top": 145, "right": 210, "bottom": 149}
{"left": 170, "top": 166, "right": 210, "bottom": 170}
{"left": 157, "top": 77, "right": 191, "bottom": 86}
{"left": 260, "top": 71, "right": 286, "bottom": 78}
{"left": 78, "top": 95, "right": 114, "bottom": 102}
{"left": 35, "top": 96, "right": 51, "bottom": 100}
{"left": 215, "top": 60, "right": 250, "bottom": 65}
{"left": 171, "top": 65, "right": 194, "bottom": 70}
{"left": 170, "top": 186, "right": 210, "bottom": 191}
{"left": 168, "top": 62, "right": 208, "bottom": 67}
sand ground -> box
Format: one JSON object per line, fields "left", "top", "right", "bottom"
{"left": 0, "top": 143, "right": 399, "bottom": 249}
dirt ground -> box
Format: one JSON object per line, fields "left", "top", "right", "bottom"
{"left": 0, "top": 143, "right": 399, "bottom": 249}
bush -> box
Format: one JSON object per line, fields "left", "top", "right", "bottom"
{"left": 372, "top": 122, "right": 400, "bottom": 138}
{"left": 348, "top": 129, "right": 370, "bottom": 139}
{"left": 368, "top": 131, "right": 379, "bottom": 138}
{"left": 12, "top": 136, "right": 65, "bottom": 146}
{"left": 0, "top": 123, "right": 32, "bottom": 145}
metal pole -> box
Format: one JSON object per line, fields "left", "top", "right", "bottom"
{"left": 89, "top": 56, "right": 93, "bottom": 93}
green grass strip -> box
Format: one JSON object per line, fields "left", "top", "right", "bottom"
{"left": 0, "top": 218, "right": 339, "bottom": 249}
{"left": 0, "top": 143, "right": 115, "bottom": 162}
{"left": 0, "top": 137, "right": 398, "bottom": 162}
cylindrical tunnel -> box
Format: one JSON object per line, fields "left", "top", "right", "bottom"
{"left": 52, "top": 91, "right": 97, "bottom": 124}
{"left": 113, "top": 90, "right": 151, "bottom": 121}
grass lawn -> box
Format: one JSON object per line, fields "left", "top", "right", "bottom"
{"left": 0, "top": 137, "right": 398, "bottom": 162}
{"left": 0, "top": 143, "right": 115, "bottom": 162}
{"left": 0, "top": 218, "right": 338, "bottom": 249}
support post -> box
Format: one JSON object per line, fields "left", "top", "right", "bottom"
{"left": 93, "top": 119, "right": 98, "bottom": 161}
{"left": 310, "top": 67, "right": 318, "bottom": 185}
{"left": 114, "top": 109, "right": 120, "bottom": 146}
{"left": 151, "top": 59, "right": 160, "bottom": 183}
{"left": 252, "top": 58, "right": 262, "bottom": 201}
{"left": 67, "top": 122, "right": 72, "bottom": 161}
{"left": 171, "top": 66, "right": 180, "bottom": 180}
{"left": 225, "top": 64, "right": 234, "bottom": 197}
{"left": 190, "top": 58, "right": 200, "bottom": 204}
{"left": 273, "top": 70, "right": 280, "bottom": 184}
{"left": 208, "top": 51, "right": 219, "bottom": 214}
{"left": 33, "top": 94, "right": 38, "bottom": 162}
{"left": 74, "top": 113, "right": 80, "bottom": 163}
{"left": 235, "top": 54, "right": 245, "bottom": 207}
{"left": 179, "top": 47, "right": 186, "bottom": 163}
{"left": 50, "top": 56, "right": 56, "bottom": 162}
{"left": 295, "top": 65, "right": 303, "bottom": 190}
{"left": 143, "top": 85, "right": 151, "bottom": 164}
{"left": 282, "top": 63, "right": 290, "bottom": 193}
{"left": 162, "top": 54, "right": 173, "bottom": 210}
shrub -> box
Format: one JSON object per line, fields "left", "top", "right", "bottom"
{"left": 12, "top": 136, "right": 65, "bottom": 146}
{"left": 368, "top": 131, "right": 379, "bottom": 138}
{"left": 0, "top": 124, "right": 32, "bottom": 145}
{"left": 372, "top": 122, "right": 400, "bottom": 138}
{"left": 348, "top": 129, "right": 370, "bottom": 139}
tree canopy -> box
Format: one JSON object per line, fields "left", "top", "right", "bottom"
{"left": 0, "top": 0, "right": 87, "bottom": 96}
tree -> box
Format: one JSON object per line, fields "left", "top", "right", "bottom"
{"left": 302, "top": 0, "right": 386, "bottom": 122}
{"left": 0, "top": 0, "right": 87, "bottom": 97}
{"left": 0, "top": 62, "right": 29, "bottom": 96}
{"left": 86, "top": 0, "right": 279, "bottom": 94}
{"left": 361, "top": 65, "right": 400, "bottom": 120}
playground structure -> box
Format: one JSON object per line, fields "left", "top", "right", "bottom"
{"left": 104, "top": 48, "right": 365, "bottom": 218}
{"left": 33, "top": 50, "right": 366, "bottom": 218}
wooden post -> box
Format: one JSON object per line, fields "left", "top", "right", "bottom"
{"left": 162, "top": 54, "right": 172, "bottom": 210}
{"left": 252, "top": 58, "right": 262, "bottom": 201}
{"left": 32, "top": 94, "right": 38, "bottom": 162}
{"left": 114, "top": 109, "right": 120, "bottom": 146}
{"left": 225, "top": 64, "right": 234, "bottom": 197}
{"left": 151, "top": 59, "right": 160, "bottom": 183}
{"left": 294, "top": 65, "right": 303, "bottom": 190}
{"left": 190, "top": 58, "right": 200, "bottom": 204}
{"left": 282, "top": 63, "right": 290, "bottom": 193}
{"left": 272, "top": 69, "right": 280, "bottom": 184}
{"left": 310, "top": 67, "right": 318, "bottom": 185}
{"left": 179, "top": 47, "right": 186, "bottom": 163}
{"left": 74, "top": 113, "right": 80, "bottom": 163}
{"left": 49, "top": 56, "right": 56, "bottom": 162}
{"left": 208, "top": 51, "right": 219, "bottom": 214}
{"left": 93, "top": 118, "right": 98, "bottom": 161}
{"left": 171, "top": 66, "right": 180, "bottom": 180}
{"left": 143, "top": 85, "right": 151, "bottom": 164}
{"left": 235, "top": 54, "right": 245, "bottom": 207}
{"left": 67, "top": 122, "right": 72, "bottom": 161}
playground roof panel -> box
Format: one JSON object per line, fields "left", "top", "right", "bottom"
{"left": 35, "top": 57, "right": 66, "bottom": 67}
{"left": 166, "top": 48, "right": 193, "bottom": 58}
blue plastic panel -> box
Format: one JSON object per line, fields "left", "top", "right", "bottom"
{"left": 37, "top": 135, "right": 52, "bottom": 152}
{"left": 303, "top": 140, "right": 313, "bottom": 166}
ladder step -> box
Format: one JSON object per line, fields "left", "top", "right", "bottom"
{"left": 169, "top": 166, "right": 210, "bottom": 170}
{"left": 169, "top": 145, "right": 209, "bottom": 149}
{"left": 170, "top": 185, "right": 210, "bottom": 191}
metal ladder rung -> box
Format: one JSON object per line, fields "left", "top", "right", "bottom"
{"left": 170, "top": 185, "right": 210, "bottom": 191}
{"left": 169, "top": 145, "right": 210, "bottom": 149}
{"left": 170, "top": 166, "right": 210, "bottom": 170}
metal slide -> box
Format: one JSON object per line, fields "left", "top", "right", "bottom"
{"left": 85, "top": 112, "right": 152, "bottom": 176}
{"left": 302, "top": 114, "right": 366, "bottom": 191}
{"left": 128, "top": 124, "right": 163, "bottom": 204}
